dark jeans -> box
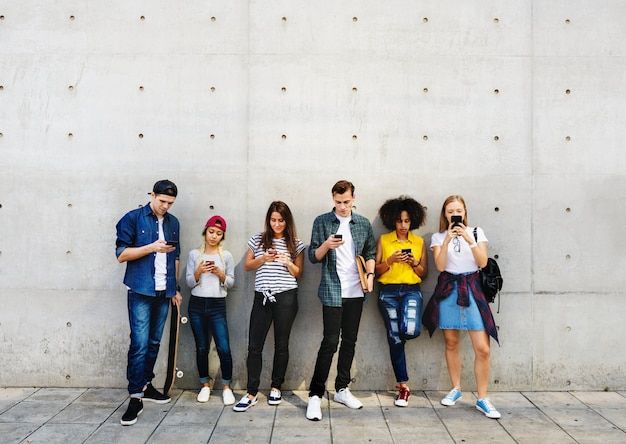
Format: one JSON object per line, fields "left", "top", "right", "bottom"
{"left": 246, "top": 289, "right": 299, "bottom": 395}
{"left": 126, "top": 290, "right": 170, "bottom": 395}
{"left": 309, "top": 297, "right": 364, "bottom": 398}
{"left": 378, "top": 284, "right": 423, "bottom": 383}
{"left": 188, "top": 296, "right": 233, "bottom": 385}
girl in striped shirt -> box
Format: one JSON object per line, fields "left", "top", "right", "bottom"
{"left": 233, "top": 201, "right": 305, "bottom": 412}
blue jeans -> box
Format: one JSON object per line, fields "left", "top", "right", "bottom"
{"left": 378, "top": 284, "right": 423, "bottom": 383}
{"left": 309, "top": 297, "right": 364, "bottom": 397}
{"left": 127, "top": 290, "right": 170, "bottom": 395}
{"left": 188, "top": 296, "right": 233, "bottom": 386}
{"left": 246, "top": 289, "right": 298, "bottom": 395}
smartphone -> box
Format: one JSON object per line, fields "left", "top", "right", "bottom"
{"left": 451, "top": 215, "right": 463, "bottom": 227}
{"left": 267, "top": 248, "right": 277, "bottom": 256}
{"left": 334, "top": 234, "right": 343, "bottom": 240}
{"left": 166, "top": 240, "right": 178, "bottom": 247}
{"left": 204, "top": 260, "right": 215, "bottom": 266}
{"left": 401, "top": 248, "right": 412, "bottom": 254}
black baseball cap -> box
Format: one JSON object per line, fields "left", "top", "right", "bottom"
{"left": 152, "top": 179, "right": 178, "bottom": 197}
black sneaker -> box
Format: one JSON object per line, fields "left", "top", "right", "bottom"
{"left": 120, "top": 398, "right": 143, "bottom": 426}
{"left": 143, "top": 384, "right": 171, "bottom": 404}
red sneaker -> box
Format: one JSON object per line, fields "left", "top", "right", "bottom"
{"left": 394, "top": 385, "right": 410, "bottom": 407}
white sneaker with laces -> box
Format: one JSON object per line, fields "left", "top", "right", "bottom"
{"left": 197, "top": 386, "right": 210, "bottom": 403}
{"left": 306, "top": 395, "right": 322, "bottom": 421}
{"left": 334, "top": 388, "right": 363, "bottom": 409}
{"left": 222, "top": 388, "right": 236, "bottom": 405}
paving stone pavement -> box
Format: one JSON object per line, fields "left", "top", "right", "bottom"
{"left": 1, "top": 388, "right": 625, "bottom": 443}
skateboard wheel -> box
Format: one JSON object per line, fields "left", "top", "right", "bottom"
{"left": 176, "top": 370, "right": 184, "bottom": 378}
{"left": 181, "top": 316, "right": 188, "bottom": 324}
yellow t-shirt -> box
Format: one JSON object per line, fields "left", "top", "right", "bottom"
{"left": 377, "top": 230, "right": 424, "bottom": 285}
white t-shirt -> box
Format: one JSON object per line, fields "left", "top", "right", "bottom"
{"left": 335, "top": 215, "right": 362, "bottom": 298}
{"left": 430, "top": 227, "right": 488, "bottom": 274}
{"left": 154, "top": 218, "right": 167, "bottom": 291}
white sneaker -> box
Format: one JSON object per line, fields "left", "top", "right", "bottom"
{"left": 233, "top": 394, "right": 258, "bottom": 412}
{"left": 268, "top": 388, "right": 282, "bottom": 405}
{"left": 334, "top": 388, "right": 363, "bottom": 409}
{"left": 306, "top": 395, "right": 322, "bottom": 421}
{"left": 222, "top": 388, "right": 236, "bottom": 406}
{"left": 197, "top": 386, "right": 210, "bottom": 403}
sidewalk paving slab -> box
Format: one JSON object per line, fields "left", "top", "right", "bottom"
{"left": 0, "top": 388, "right": 624, "bottom": 443}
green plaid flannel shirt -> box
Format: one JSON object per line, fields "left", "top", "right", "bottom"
{"left": 308, "top": 210, "right": 376, "bottom": 307}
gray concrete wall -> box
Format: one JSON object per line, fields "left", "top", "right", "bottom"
{"left": 1, "top": 1, "right": 625, "bottom": 392}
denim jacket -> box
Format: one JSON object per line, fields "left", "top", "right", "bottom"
{"left": 115, "top": 203, "right": 180, "bottom": 297}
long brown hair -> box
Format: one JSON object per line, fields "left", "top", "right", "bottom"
{"left": 259, "top": 201, "right": 299, "bottom": 259}
{"left": 438, "top": 195, "right": 468, "bottom": 232}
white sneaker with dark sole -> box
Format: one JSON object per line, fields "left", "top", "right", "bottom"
{"left": 306, "top": 395, "right": 322, "bottom": 421}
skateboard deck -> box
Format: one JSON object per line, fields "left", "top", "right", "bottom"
{"left": 164, "top": 302, "right": 181, "bottom": 396}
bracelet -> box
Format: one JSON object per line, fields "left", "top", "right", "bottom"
{"left": 366, "top": 272, "right": 374, "bottom": 278}
{"left": 412, "top": 262, "right": 420, "bottom": 268}
{"left": 469, "top": 242, "right": 477, "bottom": 249}
{"left": 176, "top": 285, "right": 181, "bottom": 292}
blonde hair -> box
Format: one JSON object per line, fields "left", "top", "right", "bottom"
{"left": 198, "top": 242, "right": 226, "bottom": 270}
{"left": 438, "top": 195, "right": 468, "bottom": 232}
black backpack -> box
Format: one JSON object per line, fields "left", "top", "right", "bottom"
{"left": 473, "top": 228, "right": 503, "bottom": 311}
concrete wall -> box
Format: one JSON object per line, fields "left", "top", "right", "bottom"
{"left": 1, "top": 1, "right": 625, "bottom": 392}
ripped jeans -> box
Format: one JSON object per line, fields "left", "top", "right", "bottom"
{"left": 378, "top": 284, "right": 423, "bottom": 384}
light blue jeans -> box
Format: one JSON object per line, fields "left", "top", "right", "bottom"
{"left": 378, "top": 284, "right": 423, "bottom": 383}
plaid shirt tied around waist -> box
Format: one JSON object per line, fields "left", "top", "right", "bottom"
{"left": 422, "top": 271, "right": 499, "bottom": 344}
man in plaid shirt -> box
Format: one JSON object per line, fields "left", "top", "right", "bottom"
{"left": 305, "top": 180, "right": 376, "bottom": 421}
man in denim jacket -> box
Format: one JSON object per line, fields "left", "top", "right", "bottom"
{"left": 115, "top": 180, "right": 182, "bottom": 426}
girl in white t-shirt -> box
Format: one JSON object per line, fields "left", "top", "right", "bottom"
{"left": 423, "top": 195, "right": 501, "bottom": 419}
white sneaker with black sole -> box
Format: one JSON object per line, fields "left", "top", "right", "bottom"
{"left": 306, "top": 395, "right": 322, "bottom": 421}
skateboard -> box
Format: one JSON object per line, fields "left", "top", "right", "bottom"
{"left": 163, "top": 303, "right": 187, "bottom": 395}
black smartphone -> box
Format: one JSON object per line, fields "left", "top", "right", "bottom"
{"left": 204, "top": 260, "right": 214, "bottom": 266}
{"left": 401, "top": 248, "right": 412, "bottom": 254}
{"left": 166, "top": 240, "right": 178, "bottom": 247}
{"left": 451, "top": 216, "right": 463, "bottom": 227}
{"left": 334, "top": 234, "right": 343, "bottom": 240}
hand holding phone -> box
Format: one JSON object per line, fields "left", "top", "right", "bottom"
{"left": 166, "top": 240, "right": 178, "bottom": 247}
{"left": 400, "top": 248, "right": 412, "bottom": 262}
{"left": 328, "top": 233, "right": 343, "bottom": 249}
{"left": 451, "top": 215, "right": 463, "bottom": 228}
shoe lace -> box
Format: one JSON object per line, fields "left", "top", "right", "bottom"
{"left": 445, "top": 388, "right": 459, "bottom": 400}
{"left": 395, "top": 386, "right": 409, "bottom": 397}
{"left": 480, "top": 398, "right": 496, "bottom": 412}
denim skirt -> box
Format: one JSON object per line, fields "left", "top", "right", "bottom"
{"left": 438, "top": 281, "right": 485, "bottom": 331}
